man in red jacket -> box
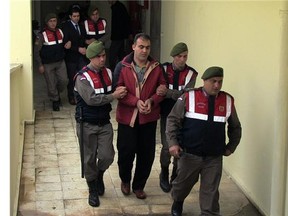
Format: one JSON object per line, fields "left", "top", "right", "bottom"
{"left": 113, "top": 33, "right": 167, "bottom": 199}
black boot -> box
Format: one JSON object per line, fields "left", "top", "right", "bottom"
{"left": 52, "top": 100, "right": 60, "bottom": 111}
{"left": 170, "top": 165, "right": 177, "bottom": 185}
{"left": 159, "top": 166, "right": 171, "bottom": 192}
{"left": 97, "top": 170, "right": 105, "bottom": 196}
{"left": 171, "top": 200, "right": 183, "bottom": 216}
{"left": 87, "top": 180, "right": 100, "bottom": 207}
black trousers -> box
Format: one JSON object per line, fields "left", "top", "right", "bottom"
{"left": 117, "top": 120, "right": 157, "bottom": 190}
{"left": 109, "top": 40, "right": 125, "bottom": 72}
{"left": 65, "top": 57, "right": 87, "bottom": 100}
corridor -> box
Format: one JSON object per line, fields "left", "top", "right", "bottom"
{"left": 17, "top": 70, "right": 262, "bottom": 215}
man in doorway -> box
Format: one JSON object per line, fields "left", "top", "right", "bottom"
{"left": 108, "top": 0, "right": 132, "bottom": 72}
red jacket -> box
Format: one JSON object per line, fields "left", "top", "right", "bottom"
{"left": 115, "top": 52, "right": 166, "bottom": 127}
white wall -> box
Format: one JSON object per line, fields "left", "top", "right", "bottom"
{"left": 10, "top": 0, "right": 34, "bottom": 215}
{"left": 161, "top": 1, "right": 288, "bottom": 215}
{"left": 10, "top": 0, "right": 33, "bottom": 120}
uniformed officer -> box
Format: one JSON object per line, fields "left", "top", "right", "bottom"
{"left": 74, "top": 41, "right": 127, "bottom": 207}
{"left": 34, "top": 13, "right": 68, "bottom": 111}
{"left": 158, "top": 42, "right": 198, "bottom": 193}
{"left": 166, "top": 66, "right": 242, "bottom": 216}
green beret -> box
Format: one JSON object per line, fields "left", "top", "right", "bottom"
{"left": 170, "top": 42, "right": 188, "bottom": 57}
{"left": 86, "top": 41, "right": 105, "bottom": 59}
{"left": 45, "top": 13, "right": 57, "bottom": 23}
{"left": 201, "top": 66, "right": 224, "bottom": 80}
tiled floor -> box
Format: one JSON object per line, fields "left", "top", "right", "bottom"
{"left": 17, "top": 70, "right": 263, "bottom": 215}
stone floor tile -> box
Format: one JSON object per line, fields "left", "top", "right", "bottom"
{"left": 18, "top": 201, "right": 36, "bottom": 215}
{"left": 36, "top": 182, "right": 62, "bottom": 192}
{"left": 93, "top": 208, "right": 123, "bottom": 216}
{"left": 58, "top": 154, "right": 80, "bottom": 167}
{"left": 19, "top": 183, "right": 36, "bottom": 202}
{"left": 55, "top": 131, "right": 77, "bottom": 139}
{"left": 56, "top": 141, "right": 79, "bottom": 148}
{"left": 36, "top": 209, "right": 66, "bottom": 216}
{"left": 123, "top": 205, "right": 150, "bottom": 215}
{"left": 59, "top": 166, "right": 81, "bottom": 175}
{"left": 35, "top": 145, "right": 57, "bottom": 155}
{"left": 23, "top": 148, "right": 34, "bottom": 156}
{"left": 55, "top": 135, "right": 78, "bottom": 142}
{"left": 36, "top": 174, "right": 61, "bottom": 183}
{"left": 36, "top": 191, "right": 63, "bottom": 201}
{"left": 21, "top": 168, "right": 36, "bottom": 183}
{"left": 145, "top": 195, "right": 172, "bottom": 205}
{"left": 22, "top": 162, "right": 35, "bottom": 169}
{"left": 61, "top": 181, "right": 87, "bottom": 191}
{"left": 151, "top": 204, "right": 171, "bottom": 215}
{"left": 63, "top": 189, "right": 88, "bottom": 199}
{"left": 23, "top": 142, "right": 34, "bottom": 149}
{"left": 35, "top": 154, "right": 58, "bottom": 162}
{"left": 36, "top": 167, "right": 59, "bottom": 176}
{"left": 64, "top": 198, "right": 92, "bottom": 211}
{"left": 23, "top": 155, "right": 35, "bottom": 163}
{"left": 60, "top": 174, "right": 84, "bottom": 182}
{"left": 35, "top": 160, "right": 59, "bottom": 169}
{"left": 65, "top": 208, "right": 94, "bottom": 216}
{"left": 34, "top": 136, "right": 56, "bottom": 144}
{"left": 36, "top": 200, "right": 64, "bottom": 212}
{"left": 24, "top": 125, "right": 34, "bottom": 138}
{"left": 118, "top": 196, "right": 146, "bottom": 207}
{"left": 57, "top": 146, "right": 79, "bottom": 154}
{"left": 34, "top": 127, "right": 55, "bottom": 134}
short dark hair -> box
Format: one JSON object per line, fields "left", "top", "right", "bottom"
{"left": 69, "top": 6, "right": 80, "bottom": 16}
{"left": 133, "top": 33, "right": 151, "bottom": 44}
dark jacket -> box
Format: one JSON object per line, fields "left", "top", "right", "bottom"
{"left": 74, "top": 66, "right": 113, "bottom": 124}
{"left": 166, "top": 87, "right": 242, "bottom": 156}
{"left": 62, "top": 20, "right": 86, "bottom": 62}
{"left": 110, "top": 0, "right": 131, "bottom": 40}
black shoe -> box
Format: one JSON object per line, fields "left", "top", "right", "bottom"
{"left": 87, "top": 180, "right": 100, "bottom": 207}
{"left": 171, "top": 201, "right": 183, "bottom": 216}
{"left": 160, "top": 167, "right": 171, "bottom": 192}
{"left": 52, "top": 100, "right": 60, "bottom": 111}
{"left": 97, "top": 170, "right": 105, "bottom": 196}
{"left": 69, "top": 98, "right": 76, "bottom": 105}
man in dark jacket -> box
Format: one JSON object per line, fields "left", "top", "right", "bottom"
{"left": 108, "top": 0, "right": 132, "bottom": 72}
{"left": 166, "top": 66, "right": 242, "bottom": 216}
{"left": 62, "top": 6, "right": 87, "bottom": 105}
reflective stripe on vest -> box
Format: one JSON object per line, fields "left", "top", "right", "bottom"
{"left": 84, "top": 19, "right": 106, "bottom": 36}
{"left": 185, "top": 91, "right": 232, "bottom": 122}
{"left": 163, "top": 64, "right": 194, "bottom": 90}
{"left": 42, "top": 29, "right": 64, "bottom": 45}
{"left": 82, "top": 68, "right": 112, "bottom": 94}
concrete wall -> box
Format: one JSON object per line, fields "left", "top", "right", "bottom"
{"left": 161, "top": 1, "right": 288, "bottom": 215}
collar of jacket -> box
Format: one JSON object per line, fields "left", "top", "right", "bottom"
{"left": 121, "top": 52, "right": 159, "bottom": 71}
